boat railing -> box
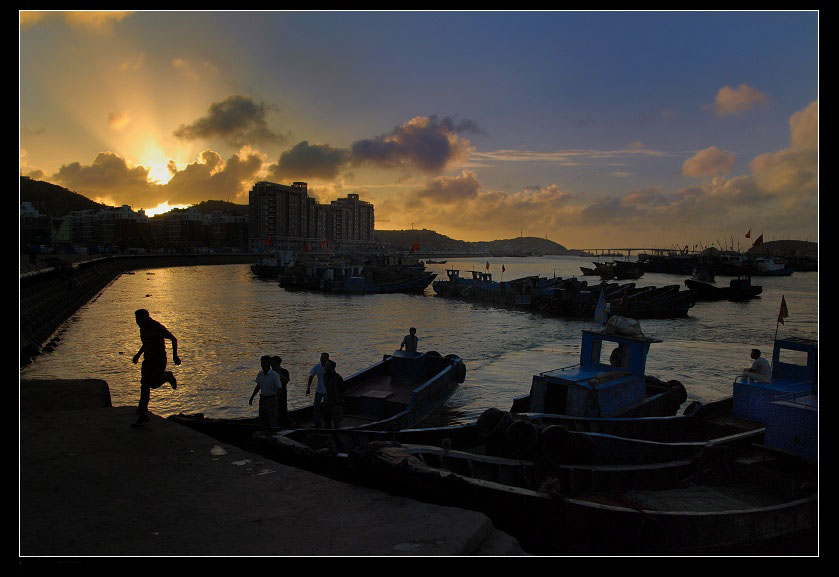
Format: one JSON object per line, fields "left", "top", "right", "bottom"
{"left": 538, "top": 363, "right": 580, "bottom": 376}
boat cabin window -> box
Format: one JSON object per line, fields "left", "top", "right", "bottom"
{"left": 777, "top": 348, "right": 809, "bottom": 369}
{"left": 608, "top": 344, "right": 629, "bottom": 369}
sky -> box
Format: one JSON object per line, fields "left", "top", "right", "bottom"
{"left": 19, "top": 10, "right": 818, "bottom": 249}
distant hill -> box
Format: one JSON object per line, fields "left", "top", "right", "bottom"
{"left": 192, "top": 199, "right": 249, "bottom": 217}
{"left": 375, "top": 228, "right": 572, "bottom": 255}
{"left": 20, "top": 177, "right": 247, "bottom": 218}
{"left": 747, "top": 240, "right": 817, "bottom": 258}
{"left": 20, "top": 177, "right": 107, "bottom": 216}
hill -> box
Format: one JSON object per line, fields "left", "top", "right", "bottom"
{"left": 375, "top": 229, "right": 572, "bottom": 255}
{"left": 192, "top": 199, "right": 249, "bottom": 217}
{"left": 747, "top": 240, "right": 817, "bottom": 258}
{"left": 20, "top": 177, "right": 108, "bottom": 216}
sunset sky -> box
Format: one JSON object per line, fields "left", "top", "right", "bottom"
{"left": 20, "top": 11, "right": 818, "bottom": 248}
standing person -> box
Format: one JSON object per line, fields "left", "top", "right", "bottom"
{"left": 306, "top": 352, "right": 329, "bottom": 428}
{"left": 249, "top": 355, "right": 282, "bottom": 427}
{"left": 131, "top": 309, "right": 180, "bottom": 427}
{"left": 400, "top": 327, "right": 419, "bottom": 353}
{"left": 270, "top": 355, "right": 290, "bottom": 426}
{"left": 323, "top": 360, "right": 345, "bottom": 429}
{"left": 743, "top": 348, "right": 772, "bottom": 383}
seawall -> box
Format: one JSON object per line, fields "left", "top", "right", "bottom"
{"left": 20, "top": 253, "right": 258, "bottom": 366}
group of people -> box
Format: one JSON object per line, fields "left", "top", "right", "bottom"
{"left": 248, "top": 355, "right": 291, "bottom": 427}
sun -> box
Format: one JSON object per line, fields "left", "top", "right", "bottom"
{"left": 143, "top": 201, "right": 190, "bottom": 217}
{"left": 146, "top": 161, "right": 174, "bottom": 184}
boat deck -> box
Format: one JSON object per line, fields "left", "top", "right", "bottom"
{"left": 582, "top": 484, "right": 794, "bottom": 512}
{"left": 345, "top": 374, "right": 417, "bottom": 405}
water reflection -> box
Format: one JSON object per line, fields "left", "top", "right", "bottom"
{"left": 21, "top": 258, "right": 817, "bottom": 425}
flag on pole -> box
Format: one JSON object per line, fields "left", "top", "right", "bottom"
{"left": 752, "top": 234, "right": 763, "bottom": 247}
{"left": 778, "top": 295, "right": 789, "bottom": 325}
{"left": 410, "top": 240, "right": 420, "bottom": 254}
{"left": 745, "top": 228, "right": 751, "bottom": 239}
{"left": 594, "top": 288, "right": 607, "bottom": 325}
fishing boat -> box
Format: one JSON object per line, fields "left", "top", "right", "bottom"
{"left": 169, "top": 349, "right": 467, "bottom": 446}
{"left": 244, "top": 411, "right": 812, "bottom": 555}
{"left": 280, "top": 261, "right": 436, "bottom": 294}
{"left": 684, "top": 275, "right": 762, "bottom": 301}
{"left": 510, "top": 323, "right": 688, "bottom": 418}
{"left": 435, "top": 270, "right": 695, "bottom": 319}
{"left": 747, "top": 257, "right": 794, "bottom": 276}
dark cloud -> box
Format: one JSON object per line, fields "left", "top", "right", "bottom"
{"left": 268, "top": 140, "right": 350, "bottom": 181}
{"left": 350, "top": 115, "right": 479, "bottom": 173}
{"left": 48, "top": 149, "right": 264, "bottom": 207}
{"left": 52, "top": 151, "right": 152, "bottom": 193}
{"left": 173, "top": 95, "right": 283, "bottom": 146}
{"left": 416, "top": 170, "right": 480, "bottom": 204}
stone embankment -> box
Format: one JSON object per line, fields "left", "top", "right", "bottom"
{"left": 20, "top": 378, "right": 523, "bottom": 556}
{"left": 20, "top": 253, "right": 258, "bottom": 366}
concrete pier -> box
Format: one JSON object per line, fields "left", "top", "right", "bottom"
{"left": 19, "top": 379, "right": 524, "bottom": 557}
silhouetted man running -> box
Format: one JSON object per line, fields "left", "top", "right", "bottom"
{"left": 132, "top": 309, "right": 180, "bottom": 426}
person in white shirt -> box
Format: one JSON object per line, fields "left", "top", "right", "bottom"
{"left": 249, "top": 355, "right": 282, "bottom": 427}
{"left": 306, "top": 352, "right": 330, "bottom": 427}
{"left": 400, "top": 327, "right": 419, "bottom": 353}
{"left": 743, "top": 348, "right": 772, "bottom": 383}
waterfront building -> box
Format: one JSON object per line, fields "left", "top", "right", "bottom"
{"left": 247, "top": 181, "right": 375, "bottom": 251}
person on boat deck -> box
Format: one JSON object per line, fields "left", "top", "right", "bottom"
{"left": 270, "top": 355, "right": 291, "bottom": 426}
{"left": 131, "top": 309, "right": 180, "bottom": 427}
{"left": 323, "top": 360, "right": 345, "bottom": 429}
{"left": 400, "top": 327, "right": 419, "bottom": 353}
{"left": 609, "top": 345, "right": 626, "bottom": 368}
{"left": 306, "top": 352, "right": 330, "bottom": 427}
{"left": 249, "top": 355, "right": 282, "bottom": 427}
{"left": 743, "top": 349, "right": 772, "bottom": 383}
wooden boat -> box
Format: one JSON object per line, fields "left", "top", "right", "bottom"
{"left": 685, "top": 276, "right": 762, "bottom": 301}
{"left": 511, "top": 325, "right": 689, "bottom": 419}
{"left": 169, "top": 350, "right": 467, "bottom": 445}
{"left": 246, "top": 422, "right": 813, "bottom": 555}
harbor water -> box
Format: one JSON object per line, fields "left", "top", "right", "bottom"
{"left": 20, "top": 256, "right": 818, "bottom": 426}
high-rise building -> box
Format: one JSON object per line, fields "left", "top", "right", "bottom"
{"left": 248, "top": 181, "right": 374, "bottom": 250}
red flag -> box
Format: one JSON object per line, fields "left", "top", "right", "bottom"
{"left": 321, "top": 239, "right": 328, "bottom": 249}
{"left": 778, "top": 295, "right": 789, "bottom": 325}
{"left": 486, "top": 261, "right": 490, "bottom": 271}
{"left": 752, "top": 234, "right": 763, "bottom": 247}
{"left": 745, "top": 228, "right": 751, "bottom": 239}
{"left": 410, "top": 240, "right": 420, "bottom": 254}
{"left": 264, "top": 236, "right": 273, "bottom": 246}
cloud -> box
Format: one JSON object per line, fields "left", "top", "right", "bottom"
{"left": 415, "top": 170, "right": 481, "bottom": 204}
{"left": 172, "top": 57, "right": 217, "bottom": 81}
{"left": 165, "top": 148, "right": 265, "bottom": 204}
{"left": 173, "top": 95, "right": 284, "bottom": 147}
{"left": 268, "top": 141, "right": 350, "bottom": 181}
{"left": 750, "top": 100, "right": 818, "bottom": 198}
{"left": 681, "top": 146, "right": 736, "bottom": 177}
{"left": 471, "top": 146, "right": 670, "bottom": 165}
{"left": 707, "top": 84, "right": 769, "bottom": 117}
{"left": 350, "top": 115, "right": 480, "bottom": 173}
{"left": 21, "top": 11, "right": 134, "bottom": 35}
{"left": 48, "top": 148, "right": 267, "bottom": 208}
{"left": 107, "top": 111, "right": 131, "bottom": 131}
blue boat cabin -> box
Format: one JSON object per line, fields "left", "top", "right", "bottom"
{"left": 522, "top": 330, "right": 661, "bottom": 417}
{"left": 733, "top": 337, "right": 817, "bottom": 463}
